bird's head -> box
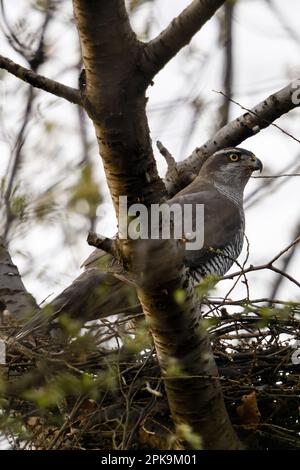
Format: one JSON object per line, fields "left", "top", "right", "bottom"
{"left": 200, "top": 147, "right": 263, "bottom": 191}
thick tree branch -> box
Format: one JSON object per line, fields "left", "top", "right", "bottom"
{"left": 269, "top": 221, "right": 300, "bottom": 300}
{"left": 0, "top": 55, "right": 82, "bottom": 105}
{"left": 167, "top": 79, "right": 300, "bottom": 193}
{"left": 137, "top": 262, "right": 242, "bottom": 450}
{"left": 141, "top": 0, "right": 225, "bottom": 79}
{"left": 72, "top": 0, "right": 241, "bottom": 449}
{"left": 72, "top": 0, "right": 166, "bottom": 209}
{"left": 0, "top": 238, "right": 38, "bottom": 320}
{"left": 222, "top": 235, "right": 300, "bottom": 289}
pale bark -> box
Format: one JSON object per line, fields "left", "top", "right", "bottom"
{"left": 141, "top": 0, "right": 225, "bottom": 79}
{"left": 168, "top": 80, "right": 300, "bottom": 193}
{"left": 0, "top": 238, "right": 38, "bottom": 320}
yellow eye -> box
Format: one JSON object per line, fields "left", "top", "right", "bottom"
{"left": 229, "top": 153, "right": 239, "bottom": 162}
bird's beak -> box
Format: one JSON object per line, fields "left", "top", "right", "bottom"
{"left": 250, "top": 156, "right": 263, "bottom": 173}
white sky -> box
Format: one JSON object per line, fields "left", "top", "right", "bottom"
{"left": 0, "top": 0, "right": 299, "bottom": 305}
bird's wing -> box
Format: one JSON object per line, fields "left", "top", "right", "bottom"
{"left": 83, "top": 189, "right": 243, "bottom": 271}
{"left": 168, "top": 189, "right": 243, "bottom": 269}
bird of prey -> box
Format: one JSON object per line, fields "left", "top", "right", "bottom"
{"left": 16, "top": 147, "right": 262, "bottom": 339}
{"left": 167, "top": 147, "right": 263, "bottom": 283}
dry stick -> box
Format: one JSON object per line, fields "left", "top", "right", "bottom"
{"left": 216, "top": 1, "right": 235, "bottom": 129}
{"left": 123, "top": 347, "right": 156, "bottom": 449}
{"left": 156, "top": 140, "right": 176, "bottom": 168}
{"left": 204, "top": 298, "right": 300, "bottom": 306}
{"left": 222, "top": 236, "right": 300, "bottom": 289}
{"left": 246, "top": 153, "right": 300, "bottom": 205}
{"left": 0, "top": 55, "right": 82, "bottom": 106}
{"left": 216, "top": 91, "right": 300, "bottom": 145}
{"left": 46, "top": 396, "right": 86, "bottom": 449}
{"left": 223, "top": 264, "right": 299, "bottom": 289}
{"left": 269, "top": 235, "right": 300, "bottom": 265}
{"left": 252, "top": 174, "right": 300, "bottom": 178}
{"left": 156, "top": 140, "right": 179, "bottom": 189}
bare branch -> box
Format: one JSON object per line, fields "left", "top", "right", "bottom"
{"left": 141, "top": 0, "right": 225, "bottom": 79}
{"left": 156, "top": 140, "right": 179, "bottom": 192}
{"left": 216, "top": 1, "right": 235, "bottom": 129}
{"left": 0, "top": 55, "right": 82, "bottom": 105}
{"left": 156, "top": 140, "right": 175, "bottom": 168}
{"left": 169, "top": 79, "right": 300, "bottom": 193}
{"left": 252, "top": 173, "right": 300, "bottom": 178}
{"left": 269, "top": 222, "right": 300, "bottom": 300}
{"left": 222, "top": 236, "right": 300, "bottom": 290}
{"left": 87, "top": 232, "right": 119, "bottom": 258}
{"left": 269, "top": 235, "right": 300, "bottom": 265}
{"left": 223, "top": 265, "right": 299, "bottom": 290}
{"left": 217, "top": 91, "right": 300, "bottom": 145}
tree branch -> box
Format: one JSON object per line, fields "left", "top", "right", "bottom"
{"left": 269, "top": 221, "right": 300, "bottom": 300}
{"left": 72, "top": 0, "right": 241, "bottom": 449}
{"left": 0, "top": 55, "right": 82, "bottom": 105}
{"left": 87, "top": 231, "right": 119, "bottom": 258}
{"left": 216, "top": 1, "right": 235, "bottom": 129}
{"left": 168, "top": 79, "right": 300, "bottom": 193}
{"left": 0, "top": 238, "right": 38, "bottom": 320}
{"left": 222, "top": 235, "right": 300, "bottom": 290}
{"left": 141, "top": 0, "right": 225, "bottom": 79}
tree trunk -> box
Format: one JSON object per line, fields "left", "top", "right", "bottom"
{"left": 72, "top": 0, "right": 241, "bottom": 449}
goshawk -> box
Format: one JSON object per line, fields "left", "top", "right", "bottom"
{"left": 16, "top": 147, "right": 262, "bottom": 338}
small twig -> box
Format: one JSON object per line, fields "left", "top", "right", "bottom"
{"left": 156, "top": 140, "right": 176, "bottom": 169}
{"left": 87, "top": 231, "right": 118, "bottom": 258}
{"left": 222, "top": 264, "right": 300, "bottom": 289}
{"left": 0, "top": 55, "right": 82, "bottom": 106}
{"left": 170, "top": 78, "right": 300, "bottom": 195}
{"left": 269, "top": 235, "right": 300, "bottom": 265}
{"left": 252, "top": 173, "right": 300, "bottom": 178}
{"left": 215, "top": 90, "right": 300, "bottom": 145}
{"left": 221, "top": 236, "right": 300, "bottom": 289}
{"left": 269, "top": 223, "right": 300, "bottom": 302}
{"left": 46, "top": 396, "right": 86, "bottom": 449}
{"left": 156, "top": 141, "right": 180, "bottom": 193}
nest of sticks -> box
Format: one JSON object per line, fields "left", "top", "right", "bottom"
{"left": 0, "top": 298, "right": 300, "bottom": 450}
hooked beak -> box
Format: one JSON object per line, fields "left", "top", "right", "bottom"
{"left": 250, "top": 156, "right": 263, "bottom": 173}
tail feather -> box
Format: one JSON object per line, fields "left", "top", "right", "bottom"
{"left": 15, "top": 264, "right": 138, "bottom": 341}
